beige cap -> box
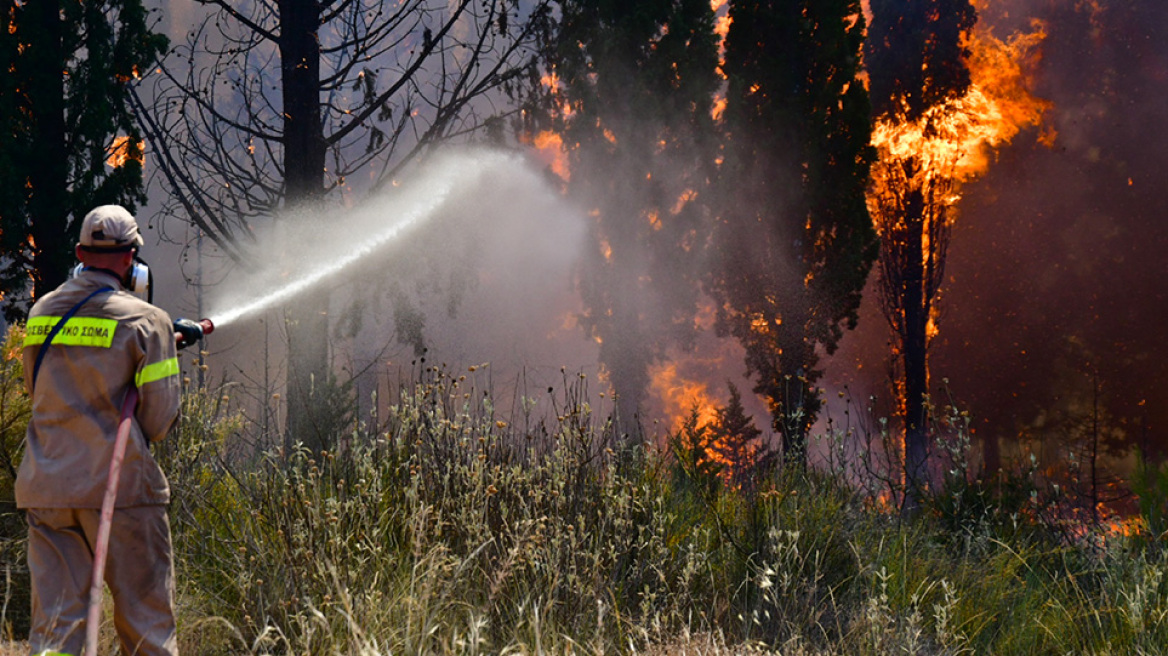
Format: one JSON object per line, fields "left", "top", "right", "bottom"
{"left": 78, "top": 205, "right": 144, "bottom": 251}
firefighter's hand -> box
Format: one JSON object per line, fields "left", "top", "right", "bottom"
{"left": 173, "top": 318, "right": 204, "bottom": 350}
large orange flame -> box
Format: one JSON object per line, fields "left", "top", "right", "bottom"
{"left": 870, "top": 22, "right": 1050, "bottom": 197}
{"left": 650, "top": 361, "right": 720, "bottom": 433}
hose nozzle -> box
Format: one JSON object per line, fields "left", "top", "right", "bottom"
{"left": 174, "top": 317, "right": 214, "bottom": 349}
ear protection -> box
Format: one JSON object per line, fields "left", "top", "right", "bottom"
{"left": 71, "top": 255, "right": 153, "bottom": 304}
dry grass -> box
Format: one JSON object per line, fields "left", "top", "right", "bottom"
{"left": 4, "top": 364, "right": 1168, "bottom": 654}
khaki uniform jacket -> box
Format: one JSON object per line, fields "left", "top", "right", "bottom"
{"left": 16, "top": 269, "right": 181, "bottom": 509}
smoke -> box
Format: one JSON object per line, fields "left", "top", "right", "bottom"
{"left": 165, "top": 0, "right": 1166, "bottom": 461}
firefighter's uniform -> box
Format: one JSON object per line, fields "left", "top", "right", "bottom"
{"left": 18, "top": 267, "right": 182, "bottom": 656}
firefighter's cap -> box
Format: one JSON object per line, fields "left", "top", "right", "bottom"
{"left": 78, "top": 205, "right": 144, "bottom": 252}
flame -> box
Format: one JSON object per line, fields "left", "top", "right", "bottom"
{"left": 114, "top": 64, "right": 141, "bottom": 84}
{"left": 871, "top": 25, "right": 1049, "bottom": 189}
{"left": 106, "top": 136, "right": 144, "bottom": 169}
{"left": 712, "top": 0, "right": 732, "bottom": 55}
{"left": 868, "top": 489, "right": 897, "bottom": 514}
{"left": 672, "top": 189, "right": 697, "bottom": 215}
{"left": 711, "top": 97, "right": 728, "bottom": 121}
{"left": 649, "top": 300, "right": 735, "bottom": 434}
{"left": 647, "top": 210, "right": 662, "bottom": 231}
{"left": 869, "top": 18, "right": 1049, "bottom": 355}
{"left": 711, "top": 0, "right": 731, "bottom": 121}
{"left": 649, "top": 361, "right": 720, "bottom": 433}
{"left": 599, "top": 237, "right": 613, "bottom": 262}
{"left": 1103, "top": 514, "right": 1145, "bottom": 539}
{"left": 530, "top": 130, "right": 570, "bottom": 181}
{"left": 647, "top": 297, "right": 771, "bottom": 487}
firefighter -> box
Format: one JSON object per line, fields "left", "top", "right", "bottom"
{"left": 17, "top": 205, "right": 201, "bottom": 656}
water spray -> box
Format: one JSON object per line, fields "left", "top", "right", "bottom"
{"left": 204, "top": 149, "right": 515, "bottom": 329}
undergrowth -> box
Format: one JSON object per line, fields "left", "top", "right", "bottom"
{"left": 0, "top": 353, "right": 1166, "bottom": 654}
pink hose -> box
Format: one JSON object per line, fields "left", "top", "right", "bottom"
{"left": 85, "top": 387, "right": 139, "bottom": 656}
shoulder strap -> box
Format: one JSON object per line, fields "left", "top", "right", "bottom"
{"left": 31, "top": 286, "right": 115, "bottom": 390}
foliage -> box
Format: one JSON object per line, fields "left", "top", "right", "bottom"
{"left": 0, "top": 0, "right": 166, "bottom": 319}
{"left": 1131, "top": 454, "right": 1168, "bottom": 543}
{"left": 709, "top": 382, "right": 773, "bottom": 493}
{"left": 707, "top": 0, "right": 876, "bottom": 462}
{"left": 0, "top": 326, "right": 29, "bottom": 502}
{"left": 866, "top": 0, "right": 978, "bottom": 119}
{"left": 669, "top": 408, "right": 724, "bottom": 501}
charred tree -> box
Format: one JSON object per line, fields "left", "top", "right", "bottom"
{"left": 140, "top": 0, "right": 550, "bottom": 451}
{"left": 865, "top": 0, "right": 975, "bottom": 501}
{"left": 707, "top": 0, "right": 875, "bottom": 464}
{"left": 533, "top": 0, "right": 720, "bottom": 431}
{"left": 0, "top": 1, "right": 165, "bottom": 320}
{"left": 868, "top": 153, "right": 955, "bottom": 496}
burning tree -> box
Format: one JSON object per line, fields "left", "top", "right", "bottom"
{"left": 0, "top": 1, "right": 166, "bottom": 319}
{"left": 137, "top": 0, "right": 550, "bottom": 450}
{"left": 531, "top": 0, "right": 720, "bottom": 430}
{"left": 706, "top": 0, "right": 875, "bottom": 463}
{"left": 866, "top": 1, "right": 1047, "bottom": 497}
{"left": 709, "top": 382, "right": 769, "bottom": 491}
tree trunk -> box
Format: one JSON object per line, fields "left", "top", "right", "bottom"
{"left": 902, "top": 188, "right": 929, "bottom": 503}
{"left": 604, "top": 286, "right": 648, "bottom": 438}
{"left": 279, "top": 0, "right": 330, "bottom": 453}
{"left": 27, "top": 0, "right": 70, "bottom": 299}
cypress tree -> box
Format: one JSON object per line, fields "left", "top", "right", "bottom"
{"left": 539, "top": 0, "right": 721, "bottom": 430}
{"left": 708, "top": 0, "right": 875, "bottom": 463}
{"left": 0, "top": 1, "right": 166, "bottom": 319}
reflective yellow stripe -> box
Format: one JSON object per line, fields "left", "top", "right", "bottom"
{"left": 136, "top": 357, "right": 179, "bottom": 386}
{"left": 23, "top": 316, "right": 117, "bottom": 348}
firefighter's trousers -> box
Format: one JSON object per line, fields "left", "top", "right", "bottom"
{"left": 26, "top": 506, "right": 177, "bottom": 656}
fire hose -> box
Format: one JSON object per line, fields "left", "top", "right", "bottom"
{"left": 83, "top": 318, "right": 214, "bottom": 656}
{"left": 84, "top": 387, "right": 137, "bottom": 656}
